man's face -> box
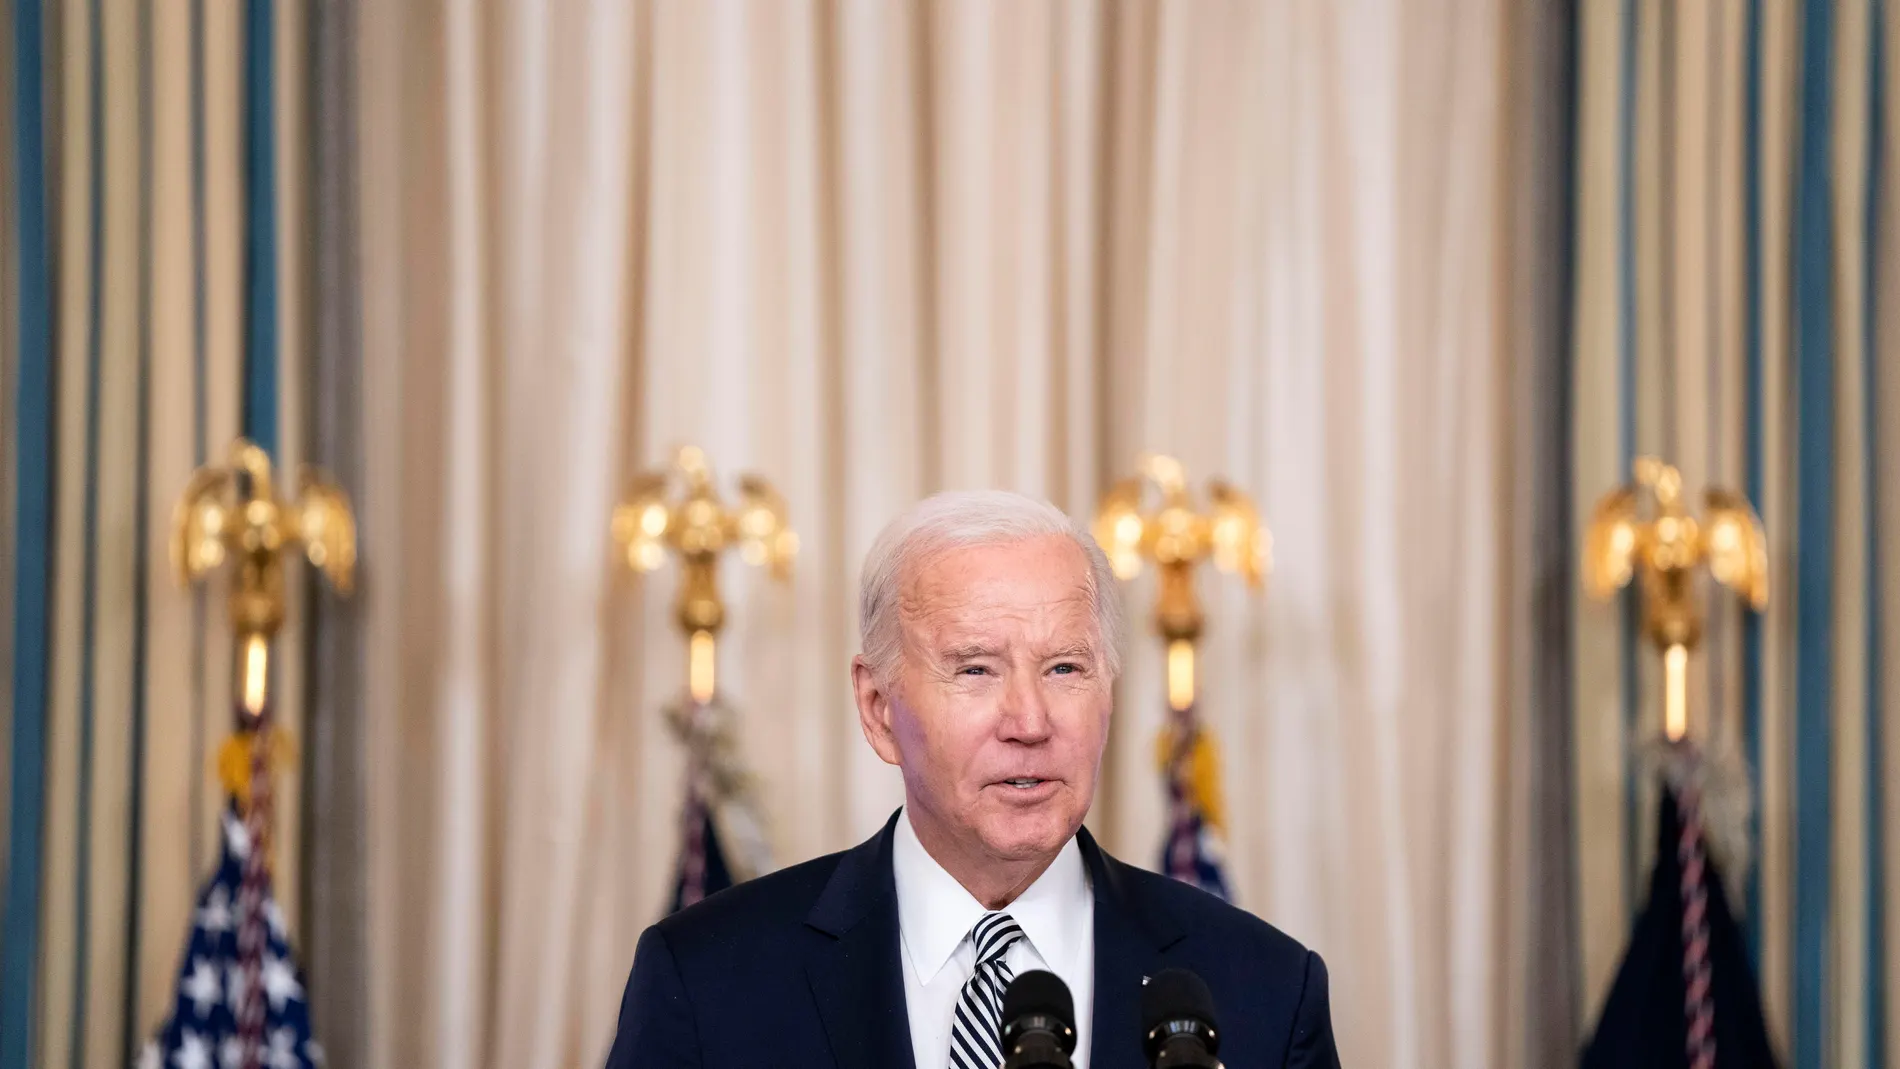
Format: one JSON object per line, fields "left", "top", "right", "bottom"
{"left": 857, "top": 534, "right": 1114, "bottom": 864}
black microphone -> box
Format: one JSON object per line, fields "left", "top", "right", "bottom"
{"left": 1000, "top": 969, "right": 1077, "bottom": 1069}
{"left": 1141, "top": 968, "right": 1221, "bottom": 1068}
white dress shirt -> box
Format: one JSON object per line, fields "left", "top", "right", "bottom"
{"left": 893, "top": 807, "right": 1095, "bottom": 1069}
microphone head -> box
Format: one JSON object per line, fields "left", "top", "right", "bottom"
{"left": 1141, "top": 968, "right": 1220, "bottom": 1057}
{"left": 1001, "top": 970, "right": 1077, "bottom": 1056}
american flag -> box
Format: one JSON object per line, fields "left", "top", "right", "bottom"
{"left": 1159, "top": 704, "right": 1231, "bottom": 900}
{"left": 140, "top": 725, "right": 321, "bottom": 1069}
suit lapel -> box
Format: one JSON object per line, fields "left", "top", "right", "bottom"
{"left": 805, "top": 813, "right": 917, "bottom": 1069}
{"left": 800, "top": 819, "right": 1173, "bottom": 1069}
{"left": 1080, "top": 828, "right": 1183, "bottom": 1069}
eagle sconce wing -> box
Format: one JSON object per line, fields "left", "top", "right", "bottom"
{"left": 171, "top": 467, "right": 235, "bottom": 587}
{"left": 1583, "top": 485, "right": 1641, "bottom": 601}
{"left": 1702, "top": 489, "right": 1769, "bottom": 611}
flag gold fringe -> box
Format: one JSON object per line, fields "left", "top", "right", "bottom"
{"left": 1155, "top": 723, "right": 1228, "bottom": 833}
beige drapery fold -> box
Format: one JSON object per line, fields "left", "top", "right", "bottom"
{"left": 353, "top": 3, "right": 1561, "bottom": 1066}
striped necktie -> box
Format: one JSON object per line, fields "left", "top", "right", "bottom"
{"left": 948, "top": 911, "right": 1026, "bottom": 1069}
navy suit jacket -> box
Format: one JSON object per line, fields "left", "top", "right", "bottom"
{"left": 606, "top": 811, "right": 1340, "bottom": 1068}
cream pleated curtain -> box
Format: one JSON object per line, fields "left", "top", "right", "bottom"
{"left": 350, "top": 2, "right": 1566, "bottom": 1067}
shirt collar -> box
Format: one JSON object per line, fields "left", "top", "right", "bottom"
{"left": 892, "top": 806, "right": 1091, "bottom": 986}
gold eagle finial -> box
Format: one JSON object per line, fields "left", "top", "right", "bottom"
{"left": 1582, "top": 456, "right": 1768, "bottom": 740}
{"left": 171, "top": 439, "right": 356, "bottom": 718}
{"left": 611, "top": 446, "right": 796, "bottom": 702}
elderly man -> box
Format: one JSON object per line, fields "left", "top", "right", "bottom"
{"left": 607, "top": 491, "right": 1338, "bottom": 1069}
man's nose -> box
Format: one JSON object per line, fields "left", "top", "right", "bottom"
{"left": 997, "top": 672, "right": 1053, "bottom": 742}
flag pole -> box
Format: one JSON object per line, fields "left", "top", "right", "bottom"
{"left": 173, "top": 439, "right": 356, "bottom": 797}
{"left": 148, "top": 438, "right": 355, "bottom": 1069}
{"left": 1582, "top": 456, "right": 1769, "bottom": 743}
{"left": 614, "top": 445, "right": 795, "bottom": 910}
{"left": 1095, "top": 454, "right": 1269, "bottom": 900}
{"left": 1579, "top": 459, "right": 1777, "bottom": 1066}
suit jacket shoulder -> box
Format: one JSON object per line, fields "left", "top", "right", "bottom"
{"left": 648, "top": 847, "right": 846, "bottom": 964}
{"left": 1108, "top": 854, "right": 1313, "bottom": 968}
{"left": 1084, "top": 842, "right": 1339, "bottom": 1069}
{"left": 608, "top": 818, "right": 915, "bottom": 1069}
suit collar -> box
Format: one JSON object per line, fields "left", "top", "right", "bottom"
{"left": 892, "top": 806, "right": 1092, "bottom": 987}
{"left": 804, "top": 812, "right": 917, "bottom": 1069}
{"left": 804, "top": 810, "right": 902, "bottom": 938}
{"left": 810, "top": 814, "right": 1139, "bottom": 945}
{"left": 802, "top": 815, "right": 1183, "bottom": 1069}
{"left": 1078, "top": 826, "right": 1186, "bottom": 1069}
{"left": 1075, "top": 825, "right": 1184, "bottom": 950}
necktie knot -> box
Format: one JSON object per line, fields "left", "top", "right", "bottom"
{"left": 949, "top": 912, "right": 1027, "bottom": 1069}
{"left": 970, "top": 911, "right": 1023, "bottom": 967}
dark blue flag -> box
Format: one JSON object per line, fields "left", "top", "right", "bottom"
{"left": 663, "top": 696, "right": 770, "bottom": 914}
{"left": 1582, "top": 780, "right": 1778, "bottom": 1069}
{"left": 139, "top": 806, "right": 321, "bottom": 1069}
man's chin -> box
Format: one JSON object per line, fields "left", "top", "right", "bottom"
{"left": 975, "top": 802, "right": 1081, "bottom": 862}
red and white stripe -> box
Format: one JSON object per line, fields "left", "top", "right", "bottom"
{"left": 1677, "top": 783, "right": 1716, "bottom": 1069}
{"left": 235, "top": 722, "right": 275, "bottom": 1069}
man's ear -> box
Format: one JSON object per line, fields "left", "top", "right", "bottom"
{"left": 852, "top": 656, "right": 902, "bottom": 766}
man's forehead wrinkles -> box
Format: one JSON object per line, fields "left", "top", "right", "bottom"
{"left": 906, "top": 591, "right": 1091, "bottom": 622}
{"left": 926, "top": 625, "right": 1101, "bottom": 660}
{"left": 909, "top": 593, "right": 1097, "bottom": 639}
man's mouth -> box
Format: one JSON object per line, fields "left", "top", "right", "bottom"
{"left": 1001, "top": 778, "right": 1049, "bottom": 789}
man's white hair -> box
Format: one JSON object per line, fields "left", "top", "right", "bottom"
{"left": 857, "top": 489, "right": 1125, "bottom": 687}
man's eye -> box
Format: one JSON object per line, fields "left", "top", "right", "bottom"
{"left": 959, "top": 665, "right": 989, "bottom": 677}
{"left": 1051, "top": 663, "right": 1082, "bottom": 675}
